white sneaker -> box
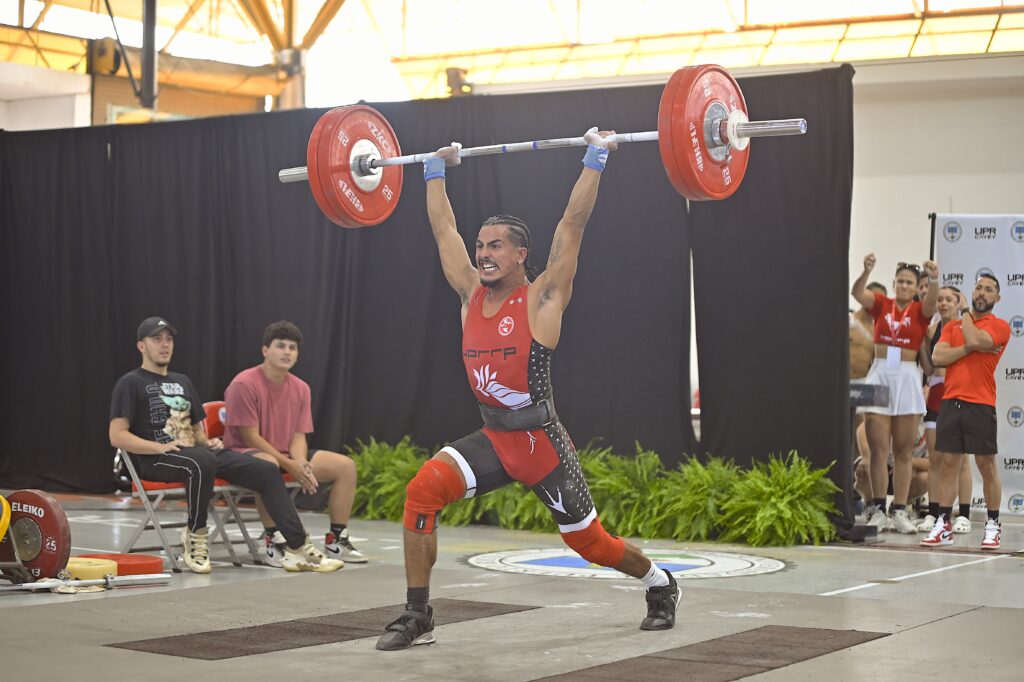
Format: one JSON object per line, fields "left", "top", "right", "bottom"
{"left": 281, "top": 538, "right": 344, "bottom": 573}
{"left": 263, "top": 531, "right": 286, "bottom": 568}
{"left": 952, "top": 516, "right": 972, "bottom": 534}
{"left": 981, "top": 519, "right": 1001, "bottom": 550}
{"left": 324, "top": 529, "right": 368, "bottom": 564}
{"left": 920, "top": 516, "right": 953, "bottom": 547}
{"left": 866, "top": 509, "right": 887, "bottom": 530}
{"left": 916, "top": 514, "right": 937, "bottom": 532}
{"left": 891, "top": 509, "right": 917, "bottom": 534}
{"left": 180, "top": 527, "right": 212, "bottom": 574}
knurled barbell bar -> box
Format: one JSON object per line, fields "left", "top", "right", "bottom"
{"left": 278, "top": 64, "right": 808, "bottom": 228}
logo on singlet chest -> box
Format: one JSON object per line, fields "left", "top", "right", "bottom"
{"left": 472, "top": 364, "right": 531, "bottom": 409}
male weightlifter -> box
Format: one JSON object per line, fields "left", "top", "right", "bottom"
{"left": 375, "top": 130, "right": 680, "bottom": 651}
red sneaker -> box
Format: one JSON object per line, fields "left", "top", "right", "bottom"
{"left": 981, "top": 519, "right": 1001, "bottom": 550}
{"left": 920, "top": 516, "right": 953, "bottom": 547}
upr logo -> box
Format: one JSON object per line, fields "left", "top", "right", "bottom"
{"left": 1008, "top": 493, "right": 1024, "bottom": 513}
{"left": 976, "top": 267, "right": 995, "bottom": 282}
{"left": 1011, "top": 221, "right": 1024, "bottom": 243}
{"left": 943, "top": 222, "right": 962, "bottom": 242}
{"left": 1008, "top": 406, "right": 1024, "bottom": 428}
{"left": 1010, "top": 316, "right": 1024, "bottom": 338}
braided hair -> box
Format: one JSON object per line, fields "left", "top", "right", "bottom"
{"left": 481, "top": 214, "right": 538, "bottom": 282}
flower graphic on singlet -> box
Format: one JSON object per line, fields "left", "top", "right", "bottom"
{"left": 473, "top": 364, "right": 532, "bottom": 409}
{"left": 885, "top": 313, "right": 912, "bottom": 336}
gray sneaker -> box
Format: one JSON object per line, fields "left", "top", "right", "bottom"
{"left": 376, "top": 605, "right": 435, "bottom": 651}
{"left": 324, "top": 528, "right": 368, "bottom": 563}
{"left": 890, "top": 509, "right": 917, "bottom": 534}
{"left": 866, "top": 509, "right": 887, "bottom": 530}
{"left": 640, "top": 570, "right": 680, "bottom": 631}
{"left": 263, "top": 531, "right": 286, "bottom": 568}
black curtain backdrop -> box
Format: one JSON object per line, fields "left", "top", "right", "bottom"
{"left": 690, "top": 66, "right": 854, "bottom": 520}
{"left": 1, "top": 83, "right": 697, "bottom": 492}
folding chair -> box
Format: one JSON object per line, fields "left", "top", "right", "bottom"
{"left": 209, "top": 401, "right": 303, "bottom": 554}
{"left": 116, "top": 401, "right": 260, "bottom": 571}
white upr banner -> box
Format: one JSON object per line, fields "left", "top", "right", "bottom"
{"left": 933, "top": 213, "right": 1024, "bottom": 517}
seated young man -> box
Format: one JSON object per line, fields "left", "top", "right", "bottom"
{"left": 224, "top": 321, "right": 366, "bottom": 566}
{"left": 109, "top": 316, "right": 343, "bottom": 574}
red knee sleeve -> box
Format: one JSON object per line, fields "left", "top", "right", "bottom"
{"left": 560, "top": 518, "right": 625, "bottom": 567}
{"left": 403, "top": 459, "right": 466, "bottom": 533}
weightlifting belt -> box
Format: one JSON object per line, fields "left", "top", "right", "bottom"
{"left": 479, "top": 398, "right": 557, "bottom": 432}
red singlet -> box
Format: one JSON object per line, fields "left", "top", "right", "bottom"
{"left": 869, "top": 291, "right": 930, "bottom": 350}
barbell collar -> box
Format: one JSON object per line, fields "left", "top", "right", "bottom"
{"left": 735, "top": 118, "right": 807, "bottom": 138}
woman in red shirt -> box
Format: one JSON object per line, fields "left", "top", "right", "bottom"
{"left": 852, "top": 253, "right": 938, "bottom": 533}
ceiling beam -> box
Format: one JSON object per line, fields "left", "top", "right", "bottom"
{"left": 5, "top": 0, "right": 56, "bottom": 60}
{"left": 237, "top": 0, "right": 285, "bottom": 53}
{"left": 300, "top": 0, "right": 347, "bottom": 51}
{"left": 160, "top": 0, "right": 208, "bottom": 54}
{"left": 284, "top": 0, "right": 294, "bottom": 47}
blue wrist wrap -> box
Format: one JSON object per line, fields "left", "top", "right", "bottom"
{"left": 423, "top": 156, "right": 446, "bottom": 181}
{"left": 582, "top": 144, "right": 608, "bottom": 172}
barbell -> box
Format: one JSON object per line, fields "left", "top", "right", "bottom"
{"left": 278, "top": 64, "right": 808, "bottom": 228}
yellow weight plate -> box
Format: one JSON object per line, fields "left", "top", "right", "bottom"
{"left": 0, "top": 495, "right": 10, "bottom": 542}
{"left": 65, "top": 557, "right": 118, "bottom": 580}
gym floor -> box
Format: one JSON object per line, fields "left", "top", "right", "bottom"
{"left": 2, "top": 492, "right": 1022, "bottom": 681}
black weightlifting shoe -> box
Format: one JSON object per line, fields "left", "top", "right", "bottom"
{"left": 639, "top": 570, "right": 680, "bottom": 631}
{"left": 375, "top": 604, "right": 436, "bottom": 651}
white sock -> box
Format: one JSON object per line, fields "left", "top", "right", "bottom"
{"left": 640, "top": 563, "right": 670, "bottom": 589}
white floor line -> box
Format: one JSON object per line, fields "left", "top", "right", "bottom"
{"left": 807, "top": 543, "right": 985, "bottom": 557}
{"left": 819, "top": 554, "right": 1007, "bottom": 596}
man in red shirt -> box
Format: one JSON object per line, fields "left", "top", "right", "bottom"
{"left": 224, "top": 321, "right": 366, "bottom": 566}
{"left": 922, "top": 274, "right": 1011, "bottom": 549}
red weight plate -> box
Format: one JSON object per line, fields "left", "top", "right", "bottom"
{"left": 0, "top": 489, "right": 72, "bottom": 580}
{"left": 79, "top": 552, "right": 165, "bottom": 576}
{"left": 305, "top": 107, "right": 346, "bottom": 225}
{"left": 312, "top": 104, "right": 404, "bottom": 228}
{"left": 658, "top": 64, "right": 749, "bottom": 201}
{"left": 306, "top": 108, "right": 350, "bottom": 227}
{"left": 314, "top": 107, "right": 360, "bottom": 228}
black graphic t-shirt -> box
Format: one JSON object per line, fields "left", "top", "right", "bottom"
{"left": 110, "top": 368, "right": 205, "bottom": 453}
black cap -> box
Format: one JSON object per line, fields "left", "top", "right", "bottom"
{"left": 137, "top": 317, "right": 178, "bottom": 340}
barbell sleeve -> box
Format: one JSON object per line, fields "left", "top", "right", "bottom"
{"left": 277, "top": 118, "right": 805, "bottom": 184}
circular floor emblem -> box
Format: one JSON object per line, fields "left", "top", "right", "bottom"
{"left": 468, "top": 548, "right": 784, "bottom": 579}
{"left": 498, "top": 316, "right": 515, "bottom": 336}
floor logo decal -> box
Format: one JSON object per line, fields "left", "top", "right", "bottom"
{"left": 468, "top": 548, "right": 784, "bottom": 579}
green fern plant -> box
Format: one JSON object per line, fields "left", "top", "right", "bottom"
{"left": 350, "top": 436, "right": 428, "bottom": 521}
{"left": 718, "top": 450, "right": 839, "bottom": 546}
{"left": 650, "top": 456, "right": 739, "bottom": 541}
{"left": 581, "top": 444, "right": 666, "bottom": 538}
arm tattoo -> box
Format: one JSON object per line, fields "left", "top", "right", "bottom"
{"left": 549, "top": 235, "right": 563, "bottom": 266}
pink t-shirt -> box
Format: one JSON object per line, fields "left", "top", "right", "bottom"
{"left": 223, "top": 366, "right": 313, "bottom": 455}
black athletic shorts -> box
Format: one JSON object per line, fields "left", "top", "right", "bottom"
{"left": 441, "top": 426, "right": 598, "bottom": 532}
{"left": 935, "top": 398, "right": 998, "bottom": 455}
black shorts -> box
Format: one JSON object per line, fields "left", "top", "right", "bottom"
{"left": 442, "top": 426, "right": 597, "bottom": 531}
{"left": 935, "top": 399, "right": 998, "bottom": 455}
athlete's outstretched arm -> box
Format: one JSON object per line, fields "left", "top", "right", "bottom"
{"left": 533, "top": 129, "right": 616, "bottom": 312}
{"left": 425, "top": 145, "right": 477, "bottom": 306}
